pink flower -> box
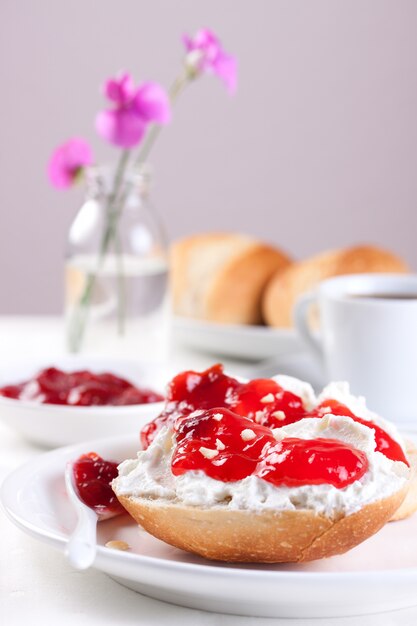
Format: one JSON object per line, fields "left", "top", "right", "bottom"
{"left": 183, "top": 28, "right": 237, "bottom": 94}
{"left": 134, "top": 82, "right": 171, "bottom": 124}
{"left": 48, "top": 138, "right": 93, "bottom": 189}
{"left": 95, "top": 72, "right": 171, "bottom": 149}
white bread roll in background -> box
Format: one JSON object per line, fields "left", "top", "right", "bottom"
{"left": 170, "top": 233, "right": 291, "bottom": 325}
{"left": 263, "top": 245, "right": 409, "bottom": 328}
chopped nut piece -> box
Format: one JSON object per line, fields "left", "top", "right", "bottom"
{"left": 215, "top": 438, "right": 226, "bottom": 451}
{"left": 105, "top": 540, "right": 130, "bottom": 551}
{"left": 319, "top": 415, "right": 332, "bottom": 430}
{"left": 199, "top": 446, "right": 219, "bottom": 459}
{"left": 212, "top": 412, "right": 223, "bottom": 421}
{"left": 272, "top": 410, "right": 286, "bottom": 421}
{"left": 272, "top": 428, "right": 285, "bottom": 441}
{"left": 254, "top": 410, "right": 264, "bottom": 423}
{"left": 260, "top": 393, "right": 275, "bottom": 403}
{"left": 241, "top": 428, "right": 256, "bottom": 441}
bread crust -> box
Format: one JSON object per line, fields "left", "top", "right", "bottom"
{"left": 263, "top": 245, "right": 408, "bottom": 328}
{"left": 206, "top": 244, "right": 291, "bottom": 324}
{"left": 116, "top": 486, "right": 407, "bottom": 563}
{"left": 390, "top": 440, "right": 417, "bottom": 522}
{"left": 171, "top": 233, "right": 291, "bottom": 325}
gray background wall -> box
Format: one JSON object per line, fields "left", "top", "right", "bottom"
{"left": 1, "top": 0, "right": 416, "bottom": 314}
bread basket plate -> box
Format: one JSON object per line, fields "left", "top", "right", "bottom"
{"left": 0, "top": 356, "right": 166, "bottom": 447}
{"left": 2, "top": 434, "right": 417, "bottom": 619}
{"left": 173, "top": 317, "right": 304, "bottom": 360}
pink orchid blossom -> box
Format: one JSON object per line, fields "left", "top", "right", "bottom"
{"left": 48, "top": 138, "right": 93, "bottom": 189}
{"left": 95, "top": 73, "right": 171, "bottom": 149}
{"left": 183, "top": 28, "right": 237, "bottom": 94}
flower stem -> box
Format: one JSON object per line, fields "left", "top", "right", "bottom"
{"left": 110, "top": 71, "right": 190, "bottom": 231}
{"left": 67, "top": 150, "right": 130, "bottom": 352}
{"left": 67, "top": 68, "right": 191, "bottom": 352}
{"left": 135, "top": 71, "right": 189, "bottom": 166}
{"left": 113, "top": 226, "right": 126, "bottom": 335}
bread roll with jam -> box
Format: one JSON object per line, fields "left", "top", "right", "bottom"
{"left": 263, "top": 245, "right": 408, "bottom": 328}
{"left": 113, "top": 368, "right": 411, "bottom": 563}
{"left": 171, "top": 233, "right": 291, "bottom": 325}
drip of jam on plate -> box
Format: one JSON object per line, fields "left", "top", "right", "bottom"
{"left": 140, "top": 364, "right": 309, "bottom": 448}
{"left": 0, "top": 367, "right": 163, "bottom": 406}
{"left": 310, "top": 399, "right": 409, "bottom": 465}
{"left": 171, "top": 408, "right": 369, "bottom": 488}
{"left": 72, "top": 452, "right": 124, "bottom": 517}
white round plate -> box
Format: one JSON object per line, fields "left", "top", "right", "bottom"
{"left": 0, "top": 356, "right": 166, "bottom": 447}
{"left": 173, "top": 317, "right": 304, "bottom": 360}
{"left": 2, "top": 434, "right": 417, "bottom": 618}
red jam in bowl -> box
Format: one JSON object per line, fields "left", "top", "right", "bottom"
{"left": 141, "top": 364, "right": 407, "bottom": 467}
{"left": 171, "top": 408, "right": 369, "bottom": 488}
{"left": 0, "top": 367, "right": 163, "bottom": 406}
{"left": 72, "top": 452, "right": 124, "bottom": 516}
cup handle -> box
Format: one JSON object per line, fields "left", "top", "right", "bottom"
{"left": 293, "top": 292, "right": 323, "bottom": 363}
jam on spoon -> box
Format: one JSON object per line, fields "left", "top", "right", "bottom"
{"left": 66, "top": 453, "right": 126, "bottom": 570}
{"left": 72, "top": 452, "right": 124, "bottom": 517}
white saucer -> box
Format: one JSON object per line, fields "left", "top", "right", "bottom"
{"left": 2, "top": 433, "right": 417, "bottom": 618}
{"left": 173, "top": 317, "right": 304, "bottom": 360}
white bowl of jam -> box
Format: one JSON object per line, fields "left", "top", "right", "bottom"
{"left": 0, "top": 356, "right": 166, "bottom": 448}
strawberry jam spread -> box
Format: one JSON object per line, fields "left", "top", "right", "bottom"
{"left": 141, "top": 364, "right": 408, "bottom": 468}
{"left": 140, "top": 364, "right": 308, "bottom": 448}
{"left": 231, "top": 378, "right": 307, "bottom": 428}
{"left": 310, "top": 399, "right": 408, "bottom": 465}
{"left": 141, "top": 364, "right": 407, "bottom": 467}
{"left": 140, "top": 363, "right": 240, "bottom": 447}
{"left": 72, "top": 452, "right": 124, "bottom": 516}
{"left": 0, "top": 367, "right": 163, "bottom": 406}
{"left": 171, "top": 408, "right": 369, "bottom": 488}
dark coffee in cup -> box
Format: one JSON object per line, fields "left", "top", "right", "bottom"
{"left": 350, "top": 293, "right": 417, "bottom": 300}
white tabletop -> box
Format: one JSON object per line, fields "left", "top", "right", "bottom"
{"left": 1, "top": 316, "right": 417, "bottom": 626}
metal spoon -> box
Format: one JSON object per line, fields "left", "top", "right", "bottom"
{"left": 64, "top": 462, "right": 100, "bottom": 569}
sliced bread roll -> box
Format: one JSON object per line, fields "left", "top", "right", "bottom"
{"left": 171, "top": 233, "right": 291, "bottom": 325}
{"left": 116, "top": 490, "right": 406, "bottom": 563}
{"left": 113, "top": 412, "right": 410, "bottom": 563}
{"left": 263, "top": 245, "right": 408, "bottom": 328}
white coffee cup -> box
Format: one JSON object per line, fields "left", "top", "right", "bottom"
{"left": 294, "top": 273, "right": 417, "bottom": 423}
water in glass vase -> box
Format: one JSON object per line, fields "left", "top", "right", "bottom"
{"left": 65, "top": 163, "right": 169, "bottom": 358}
{"left": 66, "top": 253, "right": 169, "bottom": 358}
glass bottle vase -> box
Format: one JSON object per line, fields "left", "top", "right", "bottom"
{"left": 65, "top": 165, "right": 169, "bottom": 358}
